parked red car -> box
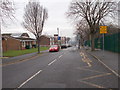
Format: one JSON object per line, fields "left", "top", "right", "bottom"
{"left": 49, "top": 45, "right": 60, "bottom": 52}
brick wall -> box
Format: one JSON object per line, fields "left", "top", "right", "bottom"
{"left": 2, "top": 37, "right": 21, "bottom": 52}
{"left": 39, "top": 36, "right": 50, "bottom": 46}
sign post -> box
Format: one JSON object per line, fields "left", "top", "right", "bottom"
{"left": 100, "top": 26, "right": 107, "bottom": 57}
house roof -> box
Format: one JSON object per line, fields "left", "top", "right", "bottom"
{"left": 2, "top": 36, "right": 21, "bottom": 41}
{"left": 2, "top": 33, "right": 36, "bottom": 41}
{"left": 16, "top": 37, "right": 35, "bottom": 41}
{"left": 3, "top": 33, "right": 31, "bottom": 37}
{"left": 11, "top": 33, "right": 23, "bottom": 37}
{"left": 11, "top": 33, "right": 30, "bottom": 38}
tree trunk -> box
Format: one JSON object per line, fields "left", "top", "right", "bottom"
{"left": 91, "top": 34, "right": 95, "bottom": 51}
{"left": 37, "top": 38, "right": 40, "bottom": 54}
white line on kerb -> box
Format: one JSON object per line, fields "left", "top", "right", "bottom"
{"left": 59, "top": 55, "right": 63, "bottom": 58}
{"left": 17, "top": 70, "right": 42, "bottom": 88}
{"left": 48, "top": 59, "right": 57, "bottom": 66}
{"left": 93, "top": 55, "right": 120, "bottom": 77}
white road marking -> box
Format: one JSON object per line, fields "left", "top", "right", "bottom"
{"left": 17, "top": 70, "right": 42, "bottom": 88}
{"left": 48, "top": 59, "right": 57, "bottom": 66}
{"left": 63, "top": 53, "right": 66, "bottom": 54}
{"left": 59, "top": 55, "right": 63, "bottom": 58}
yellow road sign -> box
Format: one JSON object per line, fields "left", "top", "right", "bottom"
{"left": 100, "top": 26, "right": 107, "bottom": 34}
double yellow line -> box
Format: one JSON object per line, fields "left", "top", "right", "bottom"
{"left": 80, "top": 51, "right": 92, "bottom": 67}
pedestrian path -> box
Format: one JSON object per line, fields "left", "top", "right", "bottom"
{"left": 2, "top": 50, "right": 49, "bottom": 65}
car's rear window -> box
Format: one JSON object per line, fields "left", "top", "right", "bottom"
{"left": 50, "top": 45, "right": 58, "bottom": 48}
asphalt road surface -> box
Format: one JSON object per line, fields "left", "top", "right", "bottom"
{"left": 3, "top": 47, "right": 118, "bottom": 89}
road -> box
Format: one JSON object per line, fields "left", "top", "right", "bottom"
{"left": 3, "top": 47, "right": 118, "bottom": 89}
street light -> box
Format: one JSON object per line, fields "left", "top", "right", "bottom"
{"left": 0, "top": 23, "right": 2, "bottom": 58}
{"left": 57, "top": 28, "right": 61, "bottom": 45}
{"left": 57, "top": 28, "right": 59, "bottom": 36}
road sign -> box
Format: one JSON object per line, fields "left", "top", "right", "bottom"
{"left": 100, "top": 26, "right": 107, "bottom": 34}
{"left": 58, "top": 36, "right": 61, "bottom": 40}
{"left": 100, "top": 26, "right": 107, "bottom": 57}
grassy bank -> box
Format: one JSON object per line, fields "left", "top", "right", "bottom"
{"left": 3, "top": 47, "right": 49, "bottom": 57}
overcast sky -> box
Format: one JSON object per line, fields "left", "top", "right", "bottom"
{"left": 2, "top": 0, "right": 76, "bottom": 38}
{"left": 1, "top": 0, "right": 119, "bottom": 38}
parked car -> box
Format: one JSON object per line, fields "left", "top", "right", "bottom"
{"left": 49, "top": 45, "right": 60, "bottom": 52}
{"left": 61, "top": 44, "right": 67, "bottom": 49}
{"left": 68, "top": 44, "right": 72, "bottom": 47}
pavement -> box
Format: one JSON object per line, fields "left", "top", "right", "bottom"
{"left": 2, "top": 50, "right": 49, "bottom": 65}
{"left": 84, "top": 47, "right": 119, "bottom": 77}
{"left": 2, "top": 46, "right": 119, "bottom": 89}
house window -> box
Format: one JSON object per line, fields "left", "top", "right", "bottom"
{"left": 22, "top": 41, "right": 25, "bottom": 47}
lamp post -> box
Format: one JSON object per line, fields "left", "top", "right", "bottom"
{"left": 0, "top": 22, "right": 2, "bottom": 58}
{"left": 0, "top": 15, "right": 2, "bottom": 90}
{"left": 57, "top": 28, "right": 59, "bottom": 36}
{"left": 57, "top": 28, "right": 61, "bottom": 45}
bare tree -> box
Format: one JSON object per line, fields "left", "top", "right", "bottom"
{"left": 75, "top": 19, "right": 90, "bottom": 48}
{"left": 0, "top": 0, "right": 15, "bottom": 57}
{"left": 67, "top": 0, "right": 116, "bottom": 51}
{"left": 0, "top": 0, "right": 15, "bottom": 23}
{"left": 23, "top": 1, "right": 48, "bottom": 53}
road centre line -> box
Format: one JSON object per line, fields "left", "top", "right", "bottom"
{"left": 17, "top": 70, "right": 42, "bottom": 88}
{"left": 48, "top": 59, "right": 57, "bottom": 66}
{"left": 59, "top": 55, "right": 63, "bottom": 58}
{"left": 63, "top": 53, "right": 66, "bottom": 55}
{"left": 17, "top": 54, "right": 63, "bottom": 88}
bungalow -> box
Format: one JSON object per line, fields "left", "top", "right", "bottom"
{"left": 2, "top": 33, "right": 36, "bottom": 52}
{"left": 11, "top": 33, "right": 36, "bottom": 49}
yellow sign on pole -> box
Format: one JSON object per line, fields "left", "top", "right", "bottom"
{"left": 100, "top": 26, "right": 107, "bottom": 34}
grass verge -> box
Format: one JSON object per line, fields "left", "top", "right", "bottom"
{"left": 3, "top": 47, "right": 49, "bottom": 57}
